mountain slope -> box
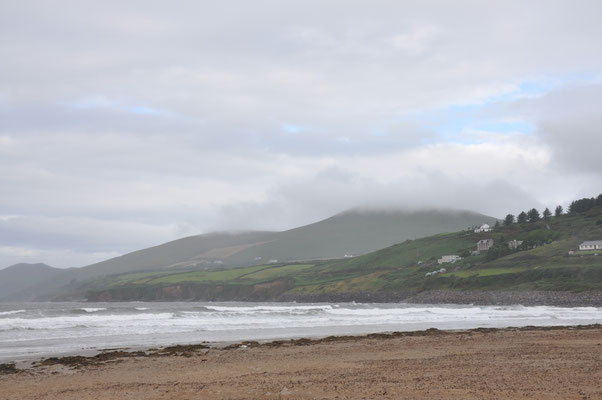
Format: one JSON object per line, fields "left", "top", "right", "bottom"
{"left": 227, "top": 209, "right": 497, "bottom": 264}
{"left": 76, "top": 208, "right": 496, "bottom": 275}
{"left": 8, "top": 208, "right": 496, "bottom": 301}
{"left": 7, "top": 231, "right": 275, "bottom": 301}
{"left": 81, "top": 205, "right": 602, "bottom": 302}
{"left": 0, "top": 263, "right": 62, "bottom": 300}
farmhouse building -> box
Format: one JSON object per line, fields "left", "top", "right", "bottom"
{"left": 477, "top": 239, "right": 494, "bottom": 251}
{"left": 437, "top": 255, "right": 462, "bottom": 264}
{"left": 578, "top": 240, "right": 602, "bottom": 251}
{"left": 474, "top": 224, "right": 492, "bottom": 233}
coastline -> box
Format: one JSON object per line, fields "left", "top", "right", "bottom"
{"left": 2, "top": 324, "right": 601, "bottom": 399}
{"left": 2, "top": 323, "right": 600, "bottom": 370}
{"left": 84, "top": 288, "right": 602, "bottom": 306}
{"left": 279, "top": 289, "right": 602, "bottom": 307}
{"left": 4, "top": 301, "right": 601, "bottom": 366}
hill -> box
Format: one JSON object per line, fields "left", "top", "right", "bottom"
{"left": 80, "top": 203, "right": 602, "bottom": 303}
{"left": 6, "top": 208, "right": 495, "bottom": 301}
{"left": 224, "top": 208, "right": 498, "bottom": 264}
{"left": 0, "top": 263, "right": 62, "bottom": 301}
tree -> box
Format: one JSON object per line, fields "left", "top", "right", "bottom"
{"left": 569, "top": 197, "right": 596, "bottom": 213}
{"left": 504, "top": 214, "right": 514, "bottom": 226}
{"left": 527, "top": 208, "right": 541, "bottom": 223}
{"left": 458, "top": 249, "right": 470, "bottom": 258}
{"left": 554, "top": 205, "right": 563, "bottom": 217}
{"left": 494, "top": 220, "right": 500, "bottom": 228}
{"left": 543, "top": 208, "right": 551, "bottom": 221}
{"left": 597, "top": 193, "right": 602, "bottom": 206}
{"left": 517, "top": 211, "right": 528, "bottom": 224}
{"left": 485, "top": 244, "right": 511, "bottom": 262}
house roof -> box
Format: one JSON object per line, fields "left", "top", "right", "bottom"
{"left": 580, "top": 240, "right": 602, "bottom": 246}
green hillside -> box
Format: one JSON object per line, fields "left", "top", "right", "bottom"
{"left": 80, "top": 202, "right": 602, "bottom": 301}
{"left": 6, "top": 208, "right": 496, "bottom": 301}
{"left": 224, "top": 209, "right": 498, "bottom": 264}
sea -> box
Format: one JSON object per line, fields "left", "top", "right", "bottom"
{"left": 1, "top": 301, "right": 601, "bottom": 363}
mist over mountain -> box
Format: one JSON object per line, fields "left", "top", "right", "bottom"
{"left": 3, "top": 208, "right": 496, "bottom": 301}
{"left": 2, "top": 1, "right": 601, "bottom": 279}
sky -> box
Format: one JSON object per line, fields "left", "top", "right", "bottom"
{"left": 1, "top": 0, "right": 601, "bottom": 269}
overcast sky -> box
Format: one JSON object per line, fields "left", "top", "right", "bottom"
{"left": 1, "top": 1, "right": 601, "bottom": 269}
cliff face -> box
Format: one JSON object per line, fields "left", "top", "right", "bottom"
{"left": 86, "top": 280, "right": 602, "bottom": 306}
{"left": 86, "top": 279, "right": 293, "bottom": 302}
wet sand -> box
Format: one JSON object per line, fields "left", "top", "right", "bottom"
{"left": 1, "top": 325, "right": 601, "bottom": 399}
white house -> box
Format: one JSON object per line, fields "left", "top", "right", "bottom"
{"left": 477, "top": 239, "right": 494, "bottom": 251}
{"left": 437, "top": 255, "right": 462, "bottom": 264}
{"left": 474, "top": 224, "right": 492, "bottom": 233}
{"left": 508, "top": 240, "right": 524, "bottom": 250}
{"left": 425, "top": 268, "right": 447, "bottom": 277}
{"left": 578, "top": 240, "right": 602, "bottom": 251}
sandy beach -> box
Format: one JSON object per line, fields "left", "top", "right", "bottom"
{"left": 1, "top": 325, "right": 601, "bottom": 400}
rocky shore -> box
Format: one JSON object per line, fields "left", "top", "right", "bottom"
{"left": 279, "top": 290, "right": 602, "bottom": 306}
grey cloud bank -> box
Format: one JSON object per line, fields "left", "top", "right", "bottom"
{"left": 1, "top": 1, "right": 601, "bottom": 268}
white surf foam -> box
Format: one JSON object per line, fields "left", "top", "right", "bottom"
{"left": 0, "top": 310, "right": 26, "bottom": 316}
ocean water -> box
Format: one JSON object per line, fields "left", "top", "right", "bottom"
{"left": 1, "top": 301, "right": 601, "bottom": 362}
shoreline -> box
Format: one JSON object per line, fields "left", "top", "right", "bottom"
{"left": 3, "top": 301, "right": 600, "bottom": 367}
{"left": 2, "top": 324, "right": 601, "bottom": 399}
{"left": 279, "top": 289, "right": 602, "bottom": 307}
{"left": 83, "top": 289, "right": 602, "bottom": 306}
{"left": 2, "top": 323, "right": 600, "bottom": 373}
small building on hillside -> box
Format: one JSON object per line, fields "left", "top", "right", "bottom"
{"left": 425, "top": 268, "right": 448, "bottom": 277}
{"left": 474, "top": 224, "right": 492, "bottom": 233}
{"left": 579, "top": 240, "right": 602, "bottom": 251}
{"left": 477, "top": 239, "right": 494, "bottom": 251}
{"left": 508, "top": 240, "right": 524, "bottom": 250}
{"left": 437, "top": 255, "right": 462, "bottom": 264}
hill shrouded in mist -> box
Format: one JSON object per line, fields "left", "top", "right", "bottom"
{"left": 0, "top": 263, "right": 62, "bottom": 301}
{"left": 2, "top": 208, "right": 497, "bottom": 301}
{"left": 82, "top": 203, "right": 602, "bottom": 303}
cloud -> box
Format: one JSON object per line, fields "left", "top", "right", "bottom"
{"left": 0, "top": 245, "right": 121, "bottom": 270}
{"left": 390, "top": 26, "right": 441, "bottom": 54}
{"left": 477, "top": 84, "right": 602, "bottom": 174}
{"left": 0, "top": 215, "right": 190, "bottom": 252}
{"left": 1, "top": 1, "right": 601, "bottom": 268}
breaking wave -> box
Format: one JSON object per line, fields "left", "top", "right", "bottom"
{"left": 0, "top": 310, "right": 26, "bottom": 316}
{"left": 1, "top": 301, "right": 600, "bottom": 362}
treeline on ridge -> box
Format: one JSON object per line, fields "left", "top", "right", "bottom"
{"left": 502, "top": 193, "right": 602, "bottom": 226}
